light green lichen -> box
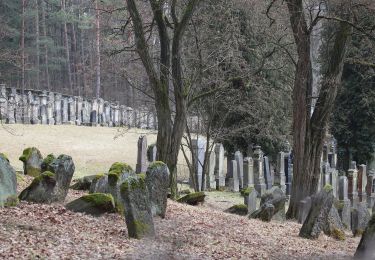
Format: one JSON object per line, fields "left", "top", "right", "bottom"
{"left": 323, "top": 184, "right": 333, "bottom": 193}
{"left": 109, "top": 162, "right": 133, "bottom": 175}
{"left": 133, "top": 220, "right": 150, "bottom": 238}
{"left": 240, "top": 187, "right": 254, "bottom": 197}
{"left": 19, "top": 147, "right": 38, "bottom": 162}
{"left": 42, "top": 154, "right": 55, "bottom": 166}
{"left": 81, "top": 193, "right": 115, "bottom": 209}
{"left": 331, "top": 228, "right": 346, "bottom": 241}
{"left": 149, "top": 161, "right": 165, "bottom": 170}
{"left": 121, "top": 175, "right": 146, "bottom": 194}
{"left": 0, "top": 152, "right": 9, "bottom": 162}
{"left": 30, "top": 171, "right": 56, "bottom": 188}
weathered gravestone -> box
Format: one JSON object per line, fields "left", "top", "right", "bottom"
{"left": 207, "top": 151, "right": 216, "bottom": 189}
{"left": 19, "top": 147, "right": 43, "bottom": 177}
{"left": 324, "top": 204, "right": 346, "bottom": 240}
{"left": 355, "top": 214, "right": 375, "bottom": 259}
{"left": 136, "top": 135, "right": 148, "bottom": 174}
{"left": 348, "top": 162, "right": 359, "bottom": 206}
{"left": 0, "top": 154, "right": 17, "bottom": 207}
{"left": 243, "top": 157, "right": 254, "bottom": 189}
{"left": 39, "top": 91, "right": 48, "bottom": 124}
{"left": 54, "top": 93, "right": 62, "bottom": 125}
{"left": 298, "top": 196, "right": 312, "bottom": 224}
{"left": 299, "top": 185, "right": 334, "bottom": 239}
{"left": 243, "top": 187, "right": 257, "bottom": 215}
{"left": 191, "top": 138, "right": 206, "bottom": 191}
{"left": 120, "top": 175, "right": 155, "bottom": 239}
{"left": 358, "top": 164, "right": 367, "bottom": 203}
{"left": 66, "top": 193, "right": 116, "bottom": 216}
{"left": 338, "top": 176, "right": 351, "bottom": 229}
{"left": 145, "top": 161, "right": 170, "bottom": 218}
{"left": 19, "top": 155, "right": 75, "bottom": 203}
{"left": 253, "top": 146, "right": 266, "bottom": 197}
{"left": 263, "top": 156, "right": 272, "bottom": 189}
{"left": 147, "top": 144, "right": 157, "bottom": 162}
{"left": 214, "top": 143, "right": 225, "bottom": 188}
{"left": 0, "top": 85, "right": 7, "bottom": 122}
{"left": 250, "top": 186, "right": 286, "bottom": 222}
{"left": 229, "top": 160, "right": 239, "bottom": 192}
{"left": 276, "top": 151, "right": 286, "bottom": 193}
{"left": 234, "top": 151, "right": 244, "bottom": 189}
{"left": 352, "top": 202, "right": 371, "bottom": 237}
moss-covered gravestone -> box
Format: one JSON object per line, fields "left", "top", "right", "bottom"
{"left": 352, "top": 202, "right": 371, "bottom": 237}
{"left": 0, "top": 154, "right": 17, "bottom": 207}
{"left": 71, "top": 174, "right": 100, "bottom": 190}
{"left": 250, "top": 186, "right": 286, "bottom": 222}
{"left": 19, "top": 147, "right": 43, "bottom": 177}
{"left": 19, "top": 155, "right": 75, "bottom": 203}
{"left": 145, "top": 161, "right": 170, "bottom": 218}
{"left": 355, "top": 214, "right": 375, "bottom": 259}
{"left": 323, "top": 205, "right": 346, "bottom": 240}
{"left": 41, "top": 154, "right": 56, "bottom": 172}
{"left": 66, "top": 193, "right": 116, "bottom": 216}
{"left": 120, "top": 175, "right": 155, "bottom": 239}
{"left": 299, "top": 185, "right": 334, "bottom": 239}
{"left": 177, "top": 192, "right": 206, "bottom": 205}
{"left": 225, "top": 204, "right": 248, "bottom": 216}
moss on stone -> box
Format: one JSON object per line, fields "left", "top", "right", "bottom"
{"left": 81, "top": 193, "right": 114, "bottom": 208}
{"left": 331, "top": 228, "right": 346, "bottom": 241}
{"left": 109, "top": 162, "right": 133, "bottom": 175}
{"left": 334, "top": 200, "right": 344, "bottom": 210}
{"left": 42, "top": 154, "right": 55, "bottom": 166}
{"left": 354, "top": 229, "right": 364, "bottom": 237}
{"left": 121, "top": 175, "right": 146, "bottom": 194}
{"left": 30, "top": 171, "right": 56, "bottom": 188}
{"left": 16, "top": 172, "right": 25, "bottom": 184}
{"left": 240, "top": 187, "right": 254, "bottom": 197}
{"left": 0, "top": 152, "right": 9, "bottom": 162}
{"left": 149, "top": 161, "right": 165, "bottom": 170}
{"left": 4, "top": 195, "right": 19, "bottom": 207}
{"left": 19, "top": 147, "right": 38, "bottom": 162}
{"left": 132, "top": 220, "right": 150, "bottom": 238}
{"left": 323, "top": 184, "right": 333, "bottom": 193}
{"left": 137, "top": 173, "right": 146, "bottom": 181}
{"left": 177, "top": 191, "right": 205, "bottom": 205}
{"left": 225, "top": 204, "right": 248, "bottom": 216}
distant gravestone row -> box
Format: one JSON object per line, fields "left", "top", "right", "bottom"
{"left": 0, "top": 84, "right": 202, "bottom": 132}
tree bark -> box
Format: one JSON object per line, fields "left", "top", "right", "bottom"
{"left": 95, "top": 0, "right": 101, "bottom": 99}
{"left": 41, "top": 0, "right": 50, "bottom": 91}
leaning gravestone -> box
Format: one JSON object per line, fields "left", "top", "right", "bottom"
{"left": 352, "top": 202, "right": 371, "bottom": 237}
{"left": 0, "top": 154, "right": 17, "bottom": 207}
{"left": 323, "top": 205, "right": 346, "bottom": 240}
{"left": 66, "top": 193, "right": 116, "bottom": 216}
{"left": 299, "top": 185, "right": 334, "bottom": 239}
{"left": 120, "top": 175, "right": 155, "bottom": 239}
{"left": 145, "top": 161, "right": 170, "bottom": 218}
{"left": 19, "top": 155, "right": 75, "bottom": 203}
{"left": 355, "top": 214, "right": 375, "bottom": 259}
{"left": 298, "top": 196, "right": 312, "bottom": 224}
{"left": 243, "top": 187, "right": 257, "bottom": 215}
{"left": 19, "top": 147, "right": 43, "bottom": 177}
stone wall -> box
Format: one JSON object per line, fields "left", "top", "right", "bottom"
{"left": 0, "top": 84, "right": 159, "bottom": 129}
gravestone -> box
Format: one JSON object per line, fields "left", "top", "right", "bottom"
{"left": 22, "top": 93, "right": 31, "bottom": 124}
{"left": 104, "top": 101, "right": 111, "bottom": 126}
{"left": 229, "top": 160, "right": 239, "bottom": 192}
{"left": 14, "top": 90, "right": 22, "bottom": 123}
{"left": 39, "top": 91, "right": 48, "bottom": 124}
{"left": 243, "top": 157, "right": 254, "bottom": 189}
{"left": 263, "top": 156, "right": 272, "bottom": 189}
{"left": 136, "top": 135, "right": 148, "bottom": 174}
{"left": 30, "top": 98, "right": 40, "bottom": 124}
{"left": 76, "top": 96, "right": 83, "bottom": 124}
{"left": 120, "top": 105, "right": 126, "bottom": 126}
{"left": 330, "top": 170, "right": 339, "bottom": 198}
{"left": 277, "top": 151, "right": 286, "bottom": 193}
{"left": 214, "top": 144, "right": 225, "bottom": 188}
{"left": 68, "top": 97, "right": 76, "bottom": 123}
{"left": 147, "top": 145, "right": 157, "bottom": 162}
{"left": 234, "top": 151, "right": 244, "bottom": 189}
{"left": 97, "top": 98, "right": 104, "bottom": 125}
{"left": 120, "top": 175, "right": 155, "bottom": 239}
{"left": 298, "top": 196, "right": 312, "bottom": 224}
{"left": 348, "top": 162, "right": 359, "bottom": 206}
{"left": 0, "top": 155, "right": 17, "bottom": 207}
{"left": 0, "top": 85, "right": 7, "bottom": 122}
{"left": 351, "top": 202, "right": 371, "bottom": 236}
{"left": 90, "top": 99, "right": 98, "bottom": 126}
{"left": 47, "top": 92, "right": 55, "bottom": 125}
{"left": 284, "top": 153, "right": 293, "bottom": 195}
{"left": 207, "top": 151, "right": 216, "bottom": 189}
{"left": 54, "top": 93, "right": 62, "bottom": 125}
{"left": 62, "top": 97, "right": 69, "bottom": 124}
{"left": 191, "top": 138, "right": 206, "bottom": 191}
{"left": 338, "top": 176, "right": 351, "bottom": 229}
{"left": 145, "top": 161, "right": 170, "bottom": 218}
{"left": 355, "top": 214, "right": 375, "bottom": 259}
{"left": 253, "top": 146, "right": 266, "bottom": 197}
{"left": 7, "top": 92, "right": 15, "bottom": 124}
{"left": 113, "top": 102, "right": 120, "bottom": 127}
{"left": 358, "top": 164, "right": 367, "bottom": 203}
{"left": 245, "top": 187, "right": 257, "bottom": 215}
{"left": 19, "top": 147, "right": 43, "bottom": 177}
{"left": 366, "top": 171, "right": 375, "bottom": 208}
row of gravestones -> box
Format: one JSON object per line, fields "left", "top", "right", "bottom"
{"left": 0, "top": 146, "right": 170, "bottom": 239}
{"left": 0, "top": 84, "right": 156, "bottom": 128}
{"left": 188, "top": 138, "right": 294, "bottom": 197}
{"left": 0, "top": 84, "right": 203, "bottom": 132}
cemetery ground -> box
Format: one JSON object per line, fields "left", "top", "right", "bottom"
{"left": 0, "top": 124, "right": 360, "bottom": 259}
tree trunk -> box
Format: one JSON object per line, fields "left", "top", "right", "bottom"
{"left": 21, "top": 0, "right": 26, "bottom": 95}
{"left": 286, "top": 0, "right": 352, "bottom": 219}
{"left": 41, "top": 0, "right": 50, "bottom": 91}
{"left": 95, "top": 0, "right": 101, "bottom": 99}
{"left": 61, "top": 0, "right": 73, "bottom": 95}
{"left": 35, "top": 0, "right": 40, "bottom": 89}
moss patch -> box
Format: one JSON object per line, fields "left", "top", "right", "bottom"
{"left": 81, "top": 193, "right": 114, "bottom": 207}
{"left": 331, "top": 228, "right": 346, "bottom": 241}
{"left": 29, "top": 171, "right": 56, "bottom": 188}
{"left": 0, "top": 152, "right": 9, "bottom": 162}
{"left": 4, "top": 195, "right": 19, "bottom": 207}
{"left": 354, "top": 229, "right": 364, "bottom": 237}
{"left": 19, "top": 147, "right": 40, "bottom": 162}
{"left": 177, "top": 191, "right": 205, "bottom": 205}
{"left": 121, "top": 175, "right": 146, "bottom": 194}
{"left": 225, "top": 204, "right": 248, "bottom": 216}
{"left": 109, "top": 162, "right": 133, "bottom": 175}
{"left": 149, "top": 161, "right": 166, "bottom": 170}
{"left": 240, "top": 187, "right": 254, "bottom": 197}
{"left": 133, "top": 220, "right": 150, "bottom": 238}
{"left": 323, "top": 184, "right": 333, "bottom": 193}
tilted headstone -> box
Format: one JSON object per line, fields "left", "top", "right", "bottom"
{"left": 263, "top": 156, "right": 272, "bottom": 189}
{"left": 191, "top": 138, "right": 206, "bottom": 191}
{"left": 243, "top": 157, "right": 254, "bottom": 189}
{"left": 214, "top": 144, "right": 225, "bottom": 188}
{"left": 358, "top": 164, "right": 367, "bottom": 203}
{"left": 253, "top": 146, "right": 266, "bottom": 197}
{"left": 120, "top": 175, "right": 155, "bottom": 239}
{"left": 234, "top": 151, "right": 244, "bottom": 189}
{"left": 136, "top": 135, "right": 148, "bottom": 174}
{"left": 245, "top": 188, "right": 257, "bottom": 215}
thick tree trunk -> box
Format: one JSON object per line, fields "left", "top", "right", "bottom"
{"left": 95, "top": 0, "right": 101, "bottom": 99}
{"left": 61, "top": 0, "right": 73, "bottom": 94}
{"left": 21, "top": 0, "right": 26, "bottom": 95}
{"left": 41, "top": 0, "right": 50, "bottom": 91}
{"left": 35, "top": 0, "right": 40, "bottom": 89}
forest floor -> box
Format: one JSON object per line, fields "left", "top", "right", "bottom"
{"left": 0, "top": 124, "right": 360, "bottom": 259}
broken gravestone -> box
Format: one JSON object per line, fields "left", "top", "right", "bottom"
{"left": 66, "top": 193, "right": 116, "bottom": 216}
{"left": 71, "top": 175, "right": 99, "bottom": 190}
{"left": 19, "top": 147, "right": 43, "bottom": 177}
{"left": 177, "top": 192, "right": 206, "bottom": 206}
{"left": 299, "top": 185, "right": 334, "bottom": 239}
{"left": 0, "top": 153, "right": 17, "bottom": 207}
{"left": 145, "top": 161, "right": 170, "bottom": 218}
{"left": 120, "top": 174, "right": 155, "bottom": 239}
{"left": 250, "top": 186, "right": 286, "bottom": 222}
{"left": 19, "top": 155, "right": 75, "bottom": 203}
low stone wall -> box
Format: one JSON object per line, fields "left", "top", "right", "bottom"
{"left": 0, "top": 84, "right": 157, "bottom": 129}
